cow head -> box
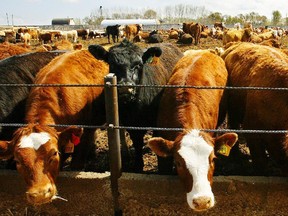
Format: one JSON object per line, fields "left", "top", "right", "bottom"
{"left": 88, "top": 39, "right": 162, "bottom": 102}
{"left": 0, "top": 124, "right": 83, "bottom": 205}
{"left": 148, "top": 130, "right": 238, "bottom": 211}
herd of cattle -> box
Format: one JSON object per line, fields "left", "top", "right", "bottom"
{"left": 0, "top": 21, "right": 287, "bottom": 212}
{"left": 104, "top": 21, "right": 288, "bottom": 47}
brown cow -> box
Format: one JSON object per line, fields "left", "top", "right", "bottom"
{"left": 124, "top": 24, "right": 142, "bottom": 40}
{"left": 221, "top": 42, "right": 288, "bottom": 175}
{"left": 148, "top": 50, "right": 238, "bottom": 211}
{"left": 0, "top": 42, "right": 31, "bottom": 60}
{"left": 183, "top": 22, "right": 202, "bottom": 45}
{"left": 0, "top": 49, "right": 109, "bottom": 205}
{"left": 76, "top": 29, "right": 89, "bottom": 40}
{"left": 39, "top": 32, "right": 52, "bottom": 44}
{"left": 168, "top": 29, "right": 180, "bottom": 39}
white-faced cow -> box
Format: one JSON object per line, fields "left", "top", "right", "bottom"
{"left": 221, "top": 42, "right": 288, "bottom": 175}
{"left": 0, "top": 49, "right": 109, "bottom": 205}
{"left": 148, "top": 50, "right": 238, "bottom": 211}
{"left": 0, "top": 51, "right": 65, "bottom": 142}
{"left": 88, "top": 39, "right": 183, "bottom": 172}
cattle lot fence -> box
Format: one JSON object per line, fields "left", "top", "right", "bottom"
{"left": 0, "top": 73, "right": 288, "bottom": 215}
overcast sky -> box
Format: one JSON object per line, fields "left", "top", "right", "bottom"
{"left": 1, "top": 0, "right": 287, "bottom": 25}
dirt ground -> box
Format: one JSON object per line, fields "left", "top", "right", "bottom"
{"left": 0, "top": 32, "right": 288, "bottom": 215}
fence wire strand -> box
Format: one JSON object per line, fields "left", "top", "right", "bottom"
{"left": 1, "top": 82, "right": 287, "bottom": 134}
{"left": 1, "top": 83, "right": 288, "bottom": 91}
{"left": 0, "top": 123, "right": 286, "bottom": 134}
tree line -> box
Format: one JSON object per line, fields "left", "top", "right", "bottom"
{"left": 80, "top": 4, "right": 288, "bottom": 27}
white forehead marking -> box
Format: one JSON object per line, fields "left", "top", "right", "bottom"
{"left": 178, "top": 129, "right": 214, "bottom": 210}
{"left": 178, "top": 130, "right": 213, "bottom": 168}
{"left": 19, "top": 132, "right": 51, "bottom": 150}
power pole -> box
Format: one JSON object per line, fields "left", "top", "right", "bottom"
{"left": 100, "top": 6, "right": 103, "bottom": 17}
{"left": 6, "top": 13, "right": 9, "bottom": 25}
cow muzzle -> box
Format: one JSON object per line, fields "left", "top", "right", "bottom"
{"left": 191, "top": 195, "right": 214, "bottom": 211}
{"left": 117, "top": 82, "right": 136, "bottom": 101}
{"left": 26, "top": 183, "right": 57, "bottom": 205}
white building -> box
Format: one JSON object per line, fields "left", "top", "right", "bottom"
{"left": 100, "top": 19, "right": 160, "bottom": 27}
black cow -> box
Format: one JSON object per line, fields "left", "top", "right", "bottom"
{"left": 0, "top": 51, "right": 65, "bottom": 142}
{"left": 147, "top": 30, "right": 163, "bottom": 43}
{"left": 106, "top": 25, "right": 121, "bottom": 44}
{"left": 88, "top": 39, "right": 183, "bottom": 172}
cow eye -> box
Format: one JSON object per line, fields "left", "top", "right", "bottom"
{"left": 48, "top": 151, "right": 59, "bottom": 164}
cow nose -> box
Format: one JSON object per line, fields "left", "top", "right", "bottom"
{"left": 118, "top": 82, "right": 136, "bottom": 95}
{"left": 26, "top": 185, "right": 55, "bottom": 205}
{"left": 192, "top": 196, "right": 212, "bottom": 211}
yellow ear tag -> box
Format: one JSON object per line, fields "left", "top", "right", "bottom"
{"left": 217, "top": 143, "right": 231, "bottom": 157}
{"left": 65, "top": 140, "right": 74, "bottom": 154}
{"left": 151, "top": 56, "right": 159, "bottom": 65}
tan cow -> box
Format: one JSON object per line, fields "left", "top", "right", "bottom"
{"left": 0, "top": 42, "right": 31, "bottom": 60}
{"left": 148, "top": 50, "right": 238, "bottom": 211}
{"left": 221, "top": 42, "right": 288, "bottom": 175}
{"left": 124, "top": 24, "right": 142, "bottom": 40}
{"left": 222, "top": 28, "right": 252, "bottom": 45}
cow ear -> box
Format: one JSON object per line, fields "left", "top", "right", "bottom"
{"left": 148, "top": 137, "right": 174, "bottom": 157}
{"left": 214, "top": 133, "right": 238, "bottom": 157}
{"left": 88, "top": 45, "right": 109, "bottom": 62}
{"left": 142, "top": 47, "right": 162, "bottom": 64}
{"left": 0, "top": 140, "right": 14, "bottom": 159}
{"left": 58, "top": 126, "right": 84, "bottom": 153}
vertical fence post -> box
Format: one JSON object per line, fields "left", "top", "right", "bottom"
{"left": 104, "top": 73, "right": 122, "bottom": 216}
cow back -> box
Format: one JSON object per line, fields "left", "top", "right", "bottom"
{"left": 157, "top": 50, "right": 228, "bottom": 139}
{"left": 25, "top": 50, "right": 109, "bottom": 127}
{"left": 222, "top": 42, "right": 288, "bottom": 173}
{"left": 0, "top": 51, "right": 65, "bottom": 139}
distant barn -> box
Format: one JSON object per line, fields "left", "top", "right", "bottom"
{"left": 52, "top": 18, "right": 75, "bottom": 25}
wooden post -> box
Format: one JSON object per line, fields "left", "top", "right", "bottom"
{"left": 104, "top": 73, "right": 122, "bottom": 216}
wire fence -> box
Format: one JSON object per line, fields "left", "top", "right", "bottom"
{"left": 0, "top": 82, "right": 287, "bottom": 134}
